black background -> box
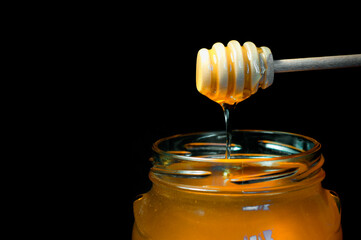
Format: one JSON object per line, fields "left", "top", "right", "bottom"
{"left": 122, "top": 22, "right": 361, "bottom": 239}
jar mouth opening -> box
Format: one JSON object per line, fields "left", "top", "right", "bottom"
{"left": 153, "top": 129, "right": 321, "bottom": 164}
{"left": 151, "top": 130, "right": 324, "bottom": 193}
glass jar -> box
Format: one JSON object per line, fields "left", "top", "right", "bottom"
{"left": 132, "top": 130, "right": 342, "bottom": 240}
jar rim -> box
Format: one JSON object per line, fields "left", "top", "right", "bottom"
{"left": 152, "top": 129, "right": 321, "bottom": 164}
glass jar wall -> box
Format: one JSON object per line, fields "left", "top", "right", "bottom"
{"left": 133, "top": 130, "right": 342, "bottom": 240}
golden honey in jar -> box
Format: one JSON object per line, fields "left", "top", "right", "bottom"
{"left": 132, "top": 130, "right": 342, "bottom": 239}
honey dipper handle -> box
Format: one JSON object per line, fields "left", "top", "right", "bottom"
{"left": 273, "top": 54, "right": 361, "bottom": 73}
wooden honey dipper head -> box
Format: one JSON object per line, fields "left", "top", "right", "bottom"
{"left": 196, "top": 40, "right": 274, "bottom": 105}
{"left": 197, "top": 40, "right": 361, "bottom": 105}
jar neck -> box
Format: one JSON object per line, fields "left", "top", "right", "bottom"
{"left": 150, "top": 175, "right": 324, "bottom": 200}
{"left": 151, "top": 130, "right": 325, "bottom": 194}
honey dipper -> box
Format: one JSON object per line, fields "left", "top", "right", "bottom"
{"left": 196, "top": 40, "right": 361, "bottom": 105}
